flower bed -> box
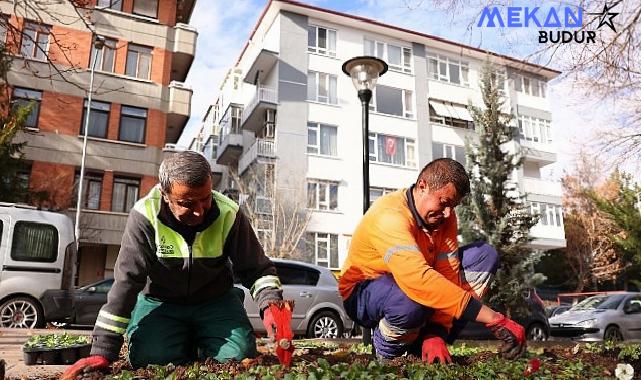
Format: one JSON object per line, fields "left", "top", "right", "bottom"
{"left": 69, "top": 341, "right": 641, "bottom": 379}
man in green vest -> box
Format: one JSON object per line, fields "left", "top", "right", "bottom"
{"left": 62, "top": 151, "right": 289, "bottom": 378}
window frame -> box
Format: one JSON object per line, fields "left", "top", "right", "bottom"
{"left": 10, "top": 221, "right": 59, "bottom": 263}
{"left": 306, "top": 122, "right": 338, "bottom": 157}
{"left": 20, "top": 21, "right": 50, "bottom": 61}
{"left": 132, "top": 0, "right": 159, "bottom": 19}
{"left": 308, "top": 232, "right": 340, "bottom": 270}
{"left": 307, "top": 70, "right": 338, "bottom": 105}
{"left": 12, "top": 87, "right": 42, "bottom": 129}
{"left": 369, "top": 187, "right": 396, "bottom": 206}
{"left": 427, "top": 53, "right": 469, "bottom": 86}
{"left": 74, "top": 171, "right": 103, "bottom": 210}
{"left": 125, "top": 43, "right": 152, "bottom": 80}
{"left": 80, "top": 99, "right": 111, "bottom": 139}
{"left": 368, "top": 132, "right": 416, "bottom": 168}
{"left": 119, "top": 105, "right": 147, "bottom": 144}
{"left": 90, "top": 38, "right": 117, "bottom": 73}
{"left": 307, "top": 25, "right": 337, "bottom": 57}
{"left": 370, "top": 85, "right": 413, "bottom": 118}
{"left": 96, "top": 0, "right": 123, "bottom": 11}
{"left": 519, "top": 115, "right": 552, "bottom": 143}
{"left": 364, "top": 38, "right": 412, "bottom": 73}
{"left": 111, "top": 176, "right": 140, "bottom": 213}
{"left": 307, "top": 179, "right": 339, "bottom": 211}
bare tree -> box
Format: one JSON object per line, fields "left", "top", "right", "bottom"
{"left": 229, "top": 164, "right": 313, "bottom": 261}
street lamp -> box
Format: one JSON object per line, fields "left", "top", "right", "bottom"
{"left": 342, "top": 56, "right": 387, "bottom": 348}
{"left": 74, "top": 34, "right": 105, "bottom": 250}
{"left": 342, "top": 56, "right": 388, "bottom": 214}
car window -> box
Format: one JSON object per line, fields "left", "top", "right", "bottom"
{"left": 11, "top": 221, "right": 58, "bottom": 262}
{"left": 95, "top": 279, "right": 114, "bottom": 293}
{"left": 570, "top": 295, "right": 624, "bottom": 310}
{"left": 625, "top": 297, "right": 641, "bottom": 310}
{"left": 275, "top": 264, "right": 320, "bottom": 286}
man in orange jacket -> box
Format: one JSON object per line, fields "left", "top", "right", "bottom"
{"left": 339, "top": 158, "right": 526, "bottom": 362}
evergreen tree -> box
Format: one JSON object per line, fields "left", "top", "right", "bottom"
{"left": 0, "top": 44, "right": 32, "bottom": 203}
{"left": 589, "top": 170, "right": 641, "bottom": 289}
{"left": 458, "top": 61, "right": 543, "bottom": 315}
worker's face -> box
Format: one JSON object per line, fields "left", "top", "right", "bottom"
{"left": 162, "top": 178, "right": 212, "bottom": 226}
{"left": 413, "top": 180, "right": 460, "bottom": 229}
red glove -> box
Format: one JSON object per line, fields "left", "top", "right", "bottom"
{"left": 60, "top": 355, "right": 109, "bottom": 380}
{"left": 485, "top": 313, "right": 526, "bottom": 359}
{"left": 421, "top": 335, "right": 452, "bottom": 364}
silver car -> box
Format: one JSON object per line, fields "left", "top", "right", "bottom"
{"left": 236, "top": 259, "right": 354, "bottom": 339}
{"left": 549, "top": 292, "right": 641, "bottom": 341}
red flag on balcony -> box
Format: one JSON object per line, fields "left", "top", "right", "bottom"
{"left": 385, "top": 136, "right": 396, "bottom": 156}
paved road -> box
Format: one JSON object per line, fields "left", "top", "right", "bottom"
{"left": 1, "top": 328, "right": 91, "bottom": 380}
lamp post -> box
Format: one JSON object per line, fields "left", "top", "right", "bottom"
{"left": 342, "top": 56, "right": 387, "bottom": 347}
{"left": 342, "top": 56, "right": 388, "bottom": 214}
{"left": 74, "top": 34, "right": 105, "bottom": 250}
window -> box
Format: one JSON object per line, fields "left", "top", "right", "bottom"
{"left": 368, "top": 133, "right": 416, "bottom": 167}
{"left": 530, "top": 201, "right": 563, "bottom": 227}
{"left": 21, "top": 22, "right": 50, "bottom": 60}
{"left": 432, "top": 142, "right": 466, "bottom": 165}
{"left": 275, "top": 264, "right": 320, "bottom": 286}
{"left": 112, "top": 176, "right": 139, "bottom": 213}
{"left": 365, "top": 39, "right": 412, "bottom": 73}
{"left": 97, "top": 0, "right": 122, "bottom": 11}
{"left": 307, "top": 179, "right": 338, "bottom": 211}
{"left": 74, "top": 172, "right": 103, "bottom": 210}
{"left": 0, "top": 15, "right": 7, "bottom": 44}
{"left": 428, "top": 101, "right": 474, "bottom": 130}
{"left": 307, "top": 122, "right": 337, "bottom": 156}
{"left": 119, "top": 106, "right": 147, "bottom": 143}
{"left": 519, "top": 116, "right": 552, "bottom": 143}
{"left": 369, "top": 187, "right": 396, "bottom": 206}
{"left": 307, "top": 232, "right": 339, "bottom": 269}
{"left": 126, "top": 44, "right": 152, "bottom": 80}
{"left": 307, "top": 25, "right": 336, "bottom": 57}
{"left": 81, "top": 100, "right": 110, "bottom": 138}
{"left": 307, "top": 71, "right": 337, "bottom": 104}
{"left": 370, "top": 85, "right": 413, "bottom": 118}
{"left": 11, "top": 222, "right": 58, "bottom": 263}
{"left": 491, "top": 71, "right": 507, "bottom": 93}
{"left": 91, "top": 38, "right": 116, "bottom": 72}
{"left": 12, "top": 88, "right": 42, "bottom": 128}
{"left": 132, "top": 0, "right": 158, "bottom": 18}
{"left": 515, "top": 75, "right": 547, "bottom": 98}
{"left": 427, "top": 53, "right": 469, "bottom": 86}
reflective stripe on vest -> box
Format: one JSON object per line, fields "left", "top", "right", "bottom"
{"left": 133, "top": 185, "right": 238, "bottom": 258}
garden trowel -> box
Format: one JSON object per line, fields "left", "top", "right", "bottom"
{"left": 267, "top": 300, "right": 295, "bottom": 366}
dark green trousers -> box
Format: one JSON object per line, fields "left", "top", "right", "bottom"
{"left": 126, "top": 289, "right": 257, "bottom": 368}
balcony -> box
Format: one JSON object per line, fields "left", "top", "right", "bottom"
{"left": 216, "top": 117, "right": 243, "bottom": 166}
{"left": 243, "top": 49, "right": 278, "bottom": 84}
{"left": 238, "top": 139, "right": 276, "bottom": 174}
{"left": 165, "top": 81, "right": 192, "bottom": 143}
{"left": 171, "top": 23, "right": 198, "bottom": 81}
{"left": 521, "top": 177, "right": 563, "bottom": 198}
{"left": 519, "top": 139, "right": 557, "bottom": 165}
{"left": 241, "top": 86, "right": 277, "bottom": 133}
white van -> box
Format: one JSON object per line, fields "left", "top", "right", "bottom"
{"left": 0, "top": 203, "right": 76, "bottom": 328}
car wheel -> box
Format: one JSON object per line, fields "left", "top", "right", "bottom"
{"left": 307, "top": 311, "right": 343, "bottom": 339}
{"left": 604, "top": 325, "right": 623, "bottom": 342}
{"left": 526, "top": 323, "right": 548, "bottom": 341}
{"left": 0, "top": 296, "right": 44, "bottom": 329}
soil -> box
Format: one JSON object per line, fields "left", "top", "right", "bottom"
{"left": 54, "top": 344, "right": 641, "bottom": 379}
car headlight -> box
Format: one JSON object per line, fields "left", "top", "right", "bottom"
{"left": 575, "top": 318, "right": 598, "bottom": 328}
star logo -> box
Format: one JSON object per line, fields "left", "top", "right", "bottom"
{"left": 587, "top": 3, "right": 619, "bottom": 32}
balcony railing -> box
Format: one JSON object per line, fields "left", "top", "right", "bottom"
{"left": 241, "top": 86, "right": 277, "bottom": 127}
{"left": 522, "top": 177, "right": 563, "bottom": 197}
{"left": 238, "top": 139, "right": 276, "bottom": 174}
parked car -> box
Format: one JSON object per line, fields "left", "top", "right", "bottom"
{"left": 546, "top": 304, "right": 571, "bottom": 318}
{"left": 42, "top": 259, "right": 354, "bottom": 339}
{"left": 0, "top": 203, "right": 76, "bottom": 328}
{"left": 457, "top": 288, "right": 550, "bottom": 341}
{"left": 549, "top": 292, "right": 641, "bottom": 341}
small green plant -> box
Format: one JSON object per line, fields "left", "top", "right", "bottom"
{"left": 618, "top": 344, "right": 641, "bottom": 361}
{"left": 347, "top": 343, "right": 372, "bottom": 355}
{"left": 448, "top": 342, "right": 490, "bottom": 356}
{"left": 24, "top": 333, "right": 91, "bottom": 349}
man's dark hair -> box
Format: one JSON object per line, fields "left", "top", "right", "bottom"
{"left": 159, "top": 151, "right": 212, "bottom": 194}
{"left": 417, "top": 158, "right": 470, "bottom": 198}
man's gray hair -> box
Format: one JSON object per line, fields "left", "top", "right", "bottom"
{"left": 159, "top": 151, "right": 212, "bottom": 194}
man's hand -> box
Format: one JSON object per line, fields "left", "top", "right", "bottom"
{"left": 262, "top": 307, "right": 277, "bottom": 338}
{"left": 485, "top": 313, "right": 526, "bottom": 359}
{"left": 60, "top": 355, "right": 109, "bottom": 380}
{"left": 421, "top": 335, "right": 452, "bottom": 364}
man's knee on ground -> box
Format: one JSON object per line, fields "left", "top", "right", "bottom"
{"left": 378, "top": 318, "right": 421, "bottom": 344}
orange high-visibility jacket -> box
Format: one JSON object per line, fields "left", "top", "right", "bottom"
{"left": 339, "top": 188, "right": 473, "bottom": 330}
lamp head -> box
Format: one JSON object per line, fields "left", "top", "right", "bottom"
{"left": 342, "top": 56, "right": 388, "bottom": 92}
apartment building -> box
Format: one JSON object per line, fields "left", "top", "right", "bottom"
{"left": 189, "top": 0, "right": 565, "bottom": 270}
{"left": 3, "top": 0, "right": 197, "bottom": 285}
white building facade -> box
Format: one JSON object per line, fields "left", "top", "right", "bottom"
{"left": 189, "top": 0, "right": 566, "bottom": 270}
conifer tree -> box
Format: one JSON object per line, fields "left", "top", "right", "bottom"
{"left": 458, "top": 61, "right": 543, "bottom": 315}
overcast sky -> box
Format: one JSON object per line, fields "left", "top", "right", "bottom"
{"left": 180, "top": 0, "right": 612, "bottom": 180}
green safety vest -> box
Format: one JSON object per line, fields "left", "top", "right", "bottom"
{"left": 133, "top": 185, "right": 238, "bottom": 259}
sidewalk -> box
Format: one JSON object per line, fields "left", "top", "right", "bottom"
{"left": 1, "top": 328, "right": 90, "bottom": 380}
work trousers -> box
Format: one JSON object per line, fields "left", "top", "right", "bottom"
{"left": 344, "top": 241, "right": 499, "bottom": 358}
{"left": 126, "top": 288, "right": 257, "bottom": 368}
